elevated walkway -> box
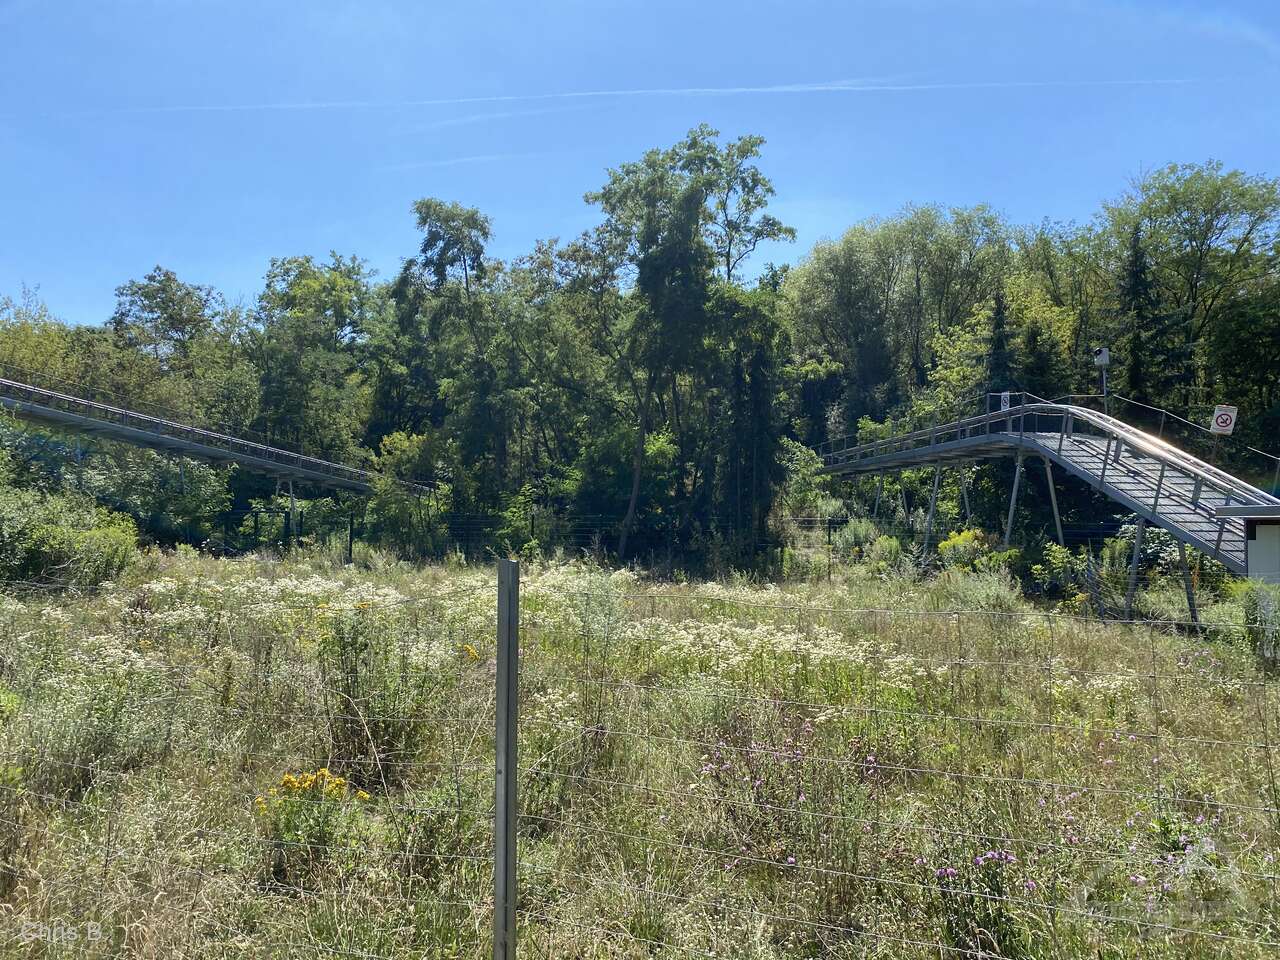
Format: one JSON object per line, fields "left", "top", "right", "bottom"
{"left": 0, "top": 364, "right": 425, "bottom": 495}
{"left": 819, "top": 395, "right": 1280, "bottom": 577}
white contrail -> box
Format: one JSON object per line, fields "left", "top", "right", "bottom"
{"left": 378, "top": 151, "right": 554, "bottom": 172}
{"left": 399, "top": 105, "right": 586, "bottom": 135}
{"left": 31, "top": 74, "right": 1220, "bottom": 118}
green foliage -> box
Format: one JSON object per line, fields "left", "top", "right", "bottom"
{"left": 937, "top": 528, "right": 993, "bottom": 569}
{"left": 864, "top": 534, "right": 903, "bottom": 569}
{"left": 775, "top": 438, "right": 837, "bottom": 519}
{"left": 832, "top": 517, "right": 879, "bottom": 555}
{"left": 254, "top": 768, "right": 370, "bottom": 889}
{"left": 0, "top": 485, "right": 137, "bottom": 587}
{"left": 986, "top": 289, "right": 1014, "bottom": 394}
{"left": 362, "top": 431, "right": 452, "bottom": 559}
{"left": 1031, "top": 541, "right": 1087, "bottom": 595}
{"left": 1240, "top": 580, "right": 1280, "bottom": 666}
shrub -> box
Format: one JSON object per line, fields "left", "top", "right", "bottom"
{"left": 0, "top": 486, "right": 137, "bottom": 587}
{"left": 1030, "top": 541, "right": 1085, "bottom": 595}
{"left": 1241, "top": 580, "right": 1280, "bottom": 666}
{"left": 864, "top": 535, "right": 902, "bottom": 569}
{"left": 781, "top": 546, "right": 825, "bottom": 582}
{"left": 832, "top": 517, "right": 879, "bottom": 555}
{"left": 254, "top": 768, "right": 370, "bottom": 889}
{"left": 937, "top": 529, "right": 992, "bottom": 569}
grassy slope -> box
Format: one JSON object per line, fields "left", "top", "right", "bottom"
{"left": 0, "top": 548, "right": 1276, "bottom": 958}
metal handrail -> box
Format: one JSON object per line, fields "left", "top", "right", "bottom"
{"left": 822, "top": 399, "right": 1279, "bottom": 509}
{"left": 0, "top": 374, "right": 433, "bottom": 494}
{"left": 1112, "top": 393, "right": 1279, "bottom": 461}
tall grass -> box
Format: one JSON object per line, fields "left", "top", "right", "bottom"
{"left": 0, "top": 550, "right": 1275, "bottom": 957}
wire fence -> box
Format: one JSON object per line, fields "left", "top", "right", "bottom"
{"left": 513, "top": 582, "right": 1280, "bottom": 957}
{"left": 0, "top": 584, "right": 501, "bottom": 957}
{"left": 1, "top": 565, "right": 1279, "bottom": 956}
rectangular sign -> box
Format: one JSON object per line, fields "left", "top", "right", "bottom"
{"left": 1210, "top": 404, "right": 1238, "bottom": 436}
{"left": 1000, "top": 391, "right": 1011, "bottom": 411}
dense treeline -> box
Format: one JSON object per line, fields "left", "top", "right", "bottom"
{"left": 2, "top": 127, "right": 1277, "bottom": 569}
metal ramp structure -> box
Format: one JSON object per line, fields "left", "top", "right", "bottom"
{"left": 819, "top": 394, "right": 1280, "bottom": 578}
{"left": 0, "top": 364, "right": 427, "bottom": 495}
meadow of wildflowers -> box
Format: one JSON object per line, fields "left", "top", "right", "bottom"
{"left": 0, "top": 545, "right": 1276, "bottom": 957}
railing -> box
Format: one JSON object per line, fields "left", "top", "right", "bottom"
{"left": 0, "top": 362, "right": 431, "bottom": 493}
{"left": 820, "top": 391, "right": 1280, "bottom": 497}
{"left": 821, "top": 396, "right": 1280, "bottom": 514}
{"left": 1110, "top": 394, "right": 1280, "bottom": 496}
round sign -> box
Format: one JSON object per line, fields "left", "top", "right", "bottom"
{"left": 1216, "top": 412, "right": 1233, "bottom": 429}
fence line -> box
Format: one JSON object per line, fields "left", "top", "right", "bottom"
{"left": 2, "top": 563, "right": 1280, "bottom": 956}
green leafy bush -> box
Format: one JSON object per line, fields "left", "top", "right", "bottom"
{"left": 254, "top": 768, "right": 370, "bottom": 889}
{"left": 832, "top": 517, "right": 879, "bottom": 555}
{"left": 0, "top": 486, "right": 137, "bottom": 587}
{"left": 937, "top": 528, "right": 992, "bottom": 569}
{"left": 864, "top": 535, "right": 903, "bottom": 569}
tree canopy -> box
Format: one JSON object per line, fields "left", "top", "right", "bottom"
{"left": 2, "top": 139, "right": 1277, "bottom": 569}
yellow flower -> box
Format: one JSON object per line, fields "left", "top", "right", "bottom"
{"left": 461, "top": 643, "right": 479, "bottom": 661}
{"left": 356, "top": 790, "right": 371, "bottom": 801}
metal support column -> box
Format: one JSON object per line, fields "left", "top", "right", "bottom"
{"left": 1178, "top": 542, "right": 1201, "bottom": 635}
{"left": 1214, "top": 488, "right": 1234, "bottom": 559}
{"left": 959, "top": 468, "right": 972, "bottom": 524}
{"left": 1098, "top": 437, "right": 1113, "bottom": 490}
{"left": 1003, "top": 454, "right": 1024, "bottom": 548}
{"left": 873, "top": 474, "right": 884, "bottom": 519}
{"left": 1043, "top": 457, "right": 1064, "bottom": 547}
{"left": 494, "top": 560, "right": 520, "bottom": 960}
{"left": 1124, "top": 517, "right": 1147, "bottom": 621}
{"left": 923, "top": 464, "right": 941, "bottom": 553}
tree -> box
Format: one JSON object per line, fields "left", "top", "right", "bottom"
{"left": 783, "top": 227, "right": 893, "bottom": 435}
{"left": 986, "top": 290, "right": 1013, "bottom": 395}
{"left": 679, "top": 126, "right": 795, "bottom": 282}
{"left": 251, "top": 254, "right": 374, "bottom": 462}
{"left": 408, "top": 199, "right": 492, "bottom": 296}
{"left": 1019, "top": 311, "right": 1069, "bottom": 400}
{"left": 110, "top": 266, "right": 221, "bottom": 370}
{"left": 1108, "top": 161, "right": 1280, "bottom": 404}
{"left": 1114, "top": 225, "right": 1159, "bottom": 404}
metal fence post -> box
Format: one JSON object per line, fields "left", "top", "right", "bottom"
{"left": 495, "top": 559, "right": 520, "bottom": 960}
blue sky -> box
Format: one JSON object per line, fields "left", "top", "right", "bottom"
{"left": 2, "top": 0, "right": 1277, "bottom": 322}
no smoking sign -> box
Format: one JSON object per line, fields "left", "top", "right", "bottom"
{"left": 1210, "top": 404, "right": 1238, "bottom": 436}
